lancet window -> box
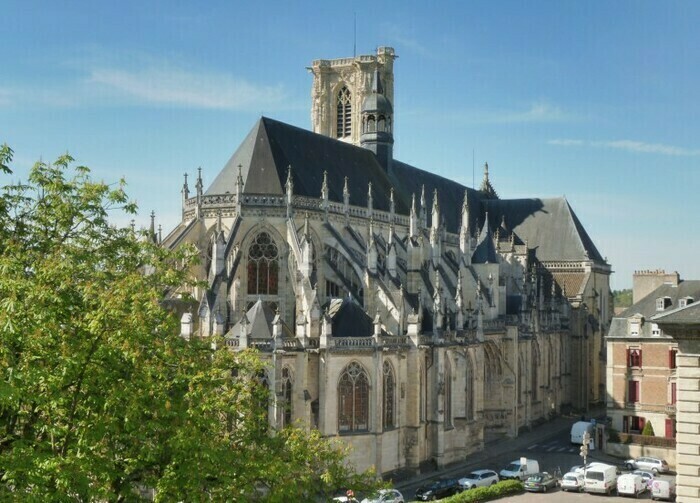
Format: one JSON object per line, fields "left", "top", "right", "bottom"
{"left": 338, "top": 362, "right": 369, "bottom": 432}
{"left": 383, "top": 361, "right": 396, "bottom": 429}
{"left": 336, "top": 86, "right": 352, "bottom": 138}
{"left": 247, "top": 232, "right": 279, "bottom": 295}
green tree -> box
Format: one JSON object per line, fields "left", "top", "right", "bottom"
{"left": 0, "top": 145, "right": 379, "bottom": 501}
{"left": 641, "top": 421, "right": 656, "bottom": 437}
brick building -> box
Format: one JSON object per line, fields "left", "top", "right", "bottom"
{"left": 606, "top": 271, "right": 699, "bottom": 439}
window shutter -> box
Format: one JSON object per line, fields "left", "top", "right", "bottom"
{"left": 671, "top": 382, "right": 677, "bottom": 404}
{"left": 639, "top": 417, "right": 645, "bottom": 431}
{"left": 639, "top": 349, "right": 643, "bottom": 368}
{"left": 626, "top": 348, "right": 631, "bottom": 367}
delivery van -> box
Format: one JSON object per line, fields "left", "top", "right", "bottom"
{"left": 570, "top": 421, "right": 595, "bottom": 444}
{"left": 617, "top": 473, "right": 646, "bottom": 497}
{"left": 584, "top": 463, "right": 618, "bottom": 495}
{"left": 499, "top": 458, "right": 540, "bottom": 481}
{"left": 650, "top": 478, "right": 676, "bottom": 501}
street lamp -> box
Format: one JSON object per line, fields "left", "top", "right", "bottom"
{"left": 580, "top": 431, "right": 591, "bottom": 481}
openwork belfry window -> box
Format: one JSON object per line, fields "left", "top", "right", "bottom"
{"left": 383, "top": 361, "right": 396, "bottom": 429}
{"left": 282, "top": 366, "right": 293, "bottom": 427}
{"left": 338, "top": 362, "right": 369, "bottom": 432}
{"left": 247, "top": 232, "right": 279, "bottom": 295}
{"left": 336, "top": 86, "right": 352, "bottom": 138}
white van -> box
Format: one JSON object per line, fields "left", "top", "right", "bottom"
{"left": 570, "top": 421, "right": 594, "bottom": 444}
{"left": 499, "top": 458, "right": 540, "bottom": 481}
{"left": 617, "top": 473, "right": 646, "bottom": 497}
{"left": 650, "top": 478, "right": 676, "bottom": 501}
{"left": 584, "top": 463, "right": 618, "bottom": 495}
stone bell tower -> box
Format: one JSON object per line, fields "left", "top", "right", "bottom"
{"left": 308, "top": 46, "right": 396, "bottom": 146}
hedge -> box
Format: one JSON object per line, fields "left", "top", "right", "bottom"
{"left": 441, "top": 480, "right": 524, "bottom": 503}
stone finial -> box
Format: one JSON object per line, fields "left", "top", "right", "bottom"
{"left": 389, "top": 187, "right": 395, "bottom": 221}
{"left": 367, "top": 181, "right": 373, "bottom": 216}
{"left": 182, "top": 172, "right": 190, "bottom": 198}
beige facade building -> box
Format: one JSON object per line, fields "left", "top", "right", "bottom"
{"left": 162, "top": 47, "right": 611, "bottom": 475}
{"left": 653, "top": 301, "right": 700, "bottom": 502}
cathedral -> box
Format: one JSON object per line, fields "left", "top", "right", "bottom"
{"left": 163, "top": 47, "right": 612, "bottom": 475}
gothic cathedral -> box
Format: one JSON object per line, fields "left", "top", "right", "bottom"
{"left": 162, "top": 47, "right": 612, "bottom": 475}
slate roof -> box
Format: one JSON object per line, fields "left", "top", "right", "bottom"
{"left": 205, "top": 117, "right": 604, "bottom": 264}
{"left": 484, "top": 198, "right": 604, "bottom": 262}
{"left": 653, "top": 301, "right": 700, "bottom": 326}
{"left": 608, "top": 280, "right": 700, "bottom": 338}
{"left": 618, "top": 281, "right": 700, "bottom": 319}
{"left": 229, "top": 299, "right": 294, "bottom": 339}
{"left": 326, "top": 297, "right": 386, "bottom": 337}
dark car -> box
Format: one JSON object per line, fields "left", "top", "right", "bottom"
{"left": 414, "top": 478, "right": 460, "bottom": 501}
{"left": 523, "top": 472, "right": 558, "bottom": 493}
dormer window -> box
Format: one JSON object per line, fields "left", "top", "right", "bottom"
{"left": 630, "top": 321, "right": 641, "bottom": 336}
{"left": 656, "top": 297, "right": 672, "bottom": 311}
{"left": 679, "top": 297, "right": 694, "bottom": 308}
{"left": 651, "top": 323, "right": 661, "bottom": 336}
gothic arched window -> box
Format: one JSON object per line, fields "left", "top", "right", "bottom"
{"left": 465, "top": 356, "right": 474, "bottom": 421}
{"left": 419, "top": 363, "right": 426, "bottom": 423}
{"left": 247, "top": 232, "right": 279, "bottom": 295}
{"left": 444, "top": 358, "right": 452, "bottom": 427}
{"left": 336, "top": 86, "right": 352, "bottom": 138}
{"left": 383, "top": 361, "right": 396, "bottom": 429}
{"left": 281, "top": 366, "right": 293, "bottom": 427}
{"left": 338, "top": 361, "right": 369, "bottom": 433}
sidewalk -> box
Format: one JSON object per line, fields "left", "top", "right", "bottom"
{"left": 392, "top": 409, "right": 608, "bottom": 492}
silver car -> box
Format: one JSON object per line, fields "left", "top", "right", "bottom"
{"left": 360, "top": 489, "right": 404, "bottom": 503}
{"left": 624, "top": 457, "right": 670, "bottom": 474}
{"left": 458, "top": 469, "right": 499, "bottom": 490}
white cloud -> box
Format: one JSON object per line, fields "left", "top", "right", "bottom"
{"left": 382, "top": 23, "right": 432, "bottom": 57}
{"left": 460, "top": 101, "right": 571, "bottom": 124}
{"left": 549, "top": 138, "right": 700, "bottom": 157}
{"left": 87, "top": 65, "right": 287, "bottom": 111}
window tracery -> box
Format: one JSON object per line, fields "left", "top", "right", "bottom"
{"left": 383, "top": 361, "right": 396, "bottom": 429}
{"left": 247, "top": 232, "right": 279, "bottom": 295}
{"left": 338, "top": 361, "right": 369, "bottom": 432}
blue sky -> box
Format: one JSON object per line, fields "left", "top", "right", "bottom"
{"left": 2, "top": 0, "right": 699, "bottom": 290}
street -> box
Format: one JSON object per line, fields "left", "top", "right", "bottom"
{"left": 396, "top": 415, "right": 672, "bottom": 502}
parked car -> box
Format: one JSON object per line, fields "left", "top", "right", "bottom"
{"left": 414, "top": 478, "right": 460, "bottom": 501}
{"left": 458, "top": 469, "right": 499, "bottom": 490}
{"left": 633, "top": 469, "right": 657, "bottom": 489}
{"left": 360, "top": 489, "right": 404, "bottom": 503}
{"left": 617, "top": 473, "right": 646, "bottom": 498}
{"left": 523, "top": 472, "right": 558, "bottom": 493}
{"left": 624, "top": 456, "right": 670, "bottom": 474}
{"left": 560, "top": 471, "right": 585, "bottom": 492}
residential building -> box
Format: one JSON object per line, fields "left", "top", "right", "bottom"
{"left": 653, "top": 301, "right": 700, "bottom": 502}
{"left": 606, "top": 270, "right": 699, "bottom": 440}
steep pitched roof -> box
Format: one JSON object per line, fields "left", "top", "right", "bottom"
{"left": 204, "top": 117, "right": 605, "bottom": 265}
{"left": 484, "top": 198, "right": 604, "bottom": 262}
{"left": 207, "top": 117, "right": 408, "bottom": 213}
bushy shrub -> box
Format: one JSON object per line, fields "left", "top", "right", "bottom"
{"left": 642, "top": 421, "right": 656, "bottom": 436}
{"left": 442, "top": 479, "right": 523, "bottom": 502}
{"left": 608, "top": 427, "right": 620, "bottom": 443}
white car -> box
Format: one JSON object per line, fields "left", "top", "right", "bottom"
{"left": 624, "top": 456, "right": 670, "bottom": 473}
{"left": 458, "top": 469, "right": 499, "bottom": 490}
{"left": 360, "top": 489, "right": 404, "bottom": 503}
{"left": 560, "top": 471, "right": 585, "bottom": 492}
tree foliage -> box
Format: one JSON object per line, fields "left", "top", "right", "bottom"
{"left": 0, "top": 145, "right": 379, "bottom": 501}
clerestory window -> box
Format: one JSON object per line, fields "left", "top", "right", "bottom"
{"left": 336, "top": 86, "right": 352, "bottom": 138}
{"left": 247, "top": 232, "right": 279, "bottom": 295}
{"left": 281, "top": 366, "right": 293, "bottom": 427}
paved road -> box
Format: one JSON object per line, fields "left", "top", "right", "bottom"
{"left": 394, "top": 409, "right": 664, "bottom": 502}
